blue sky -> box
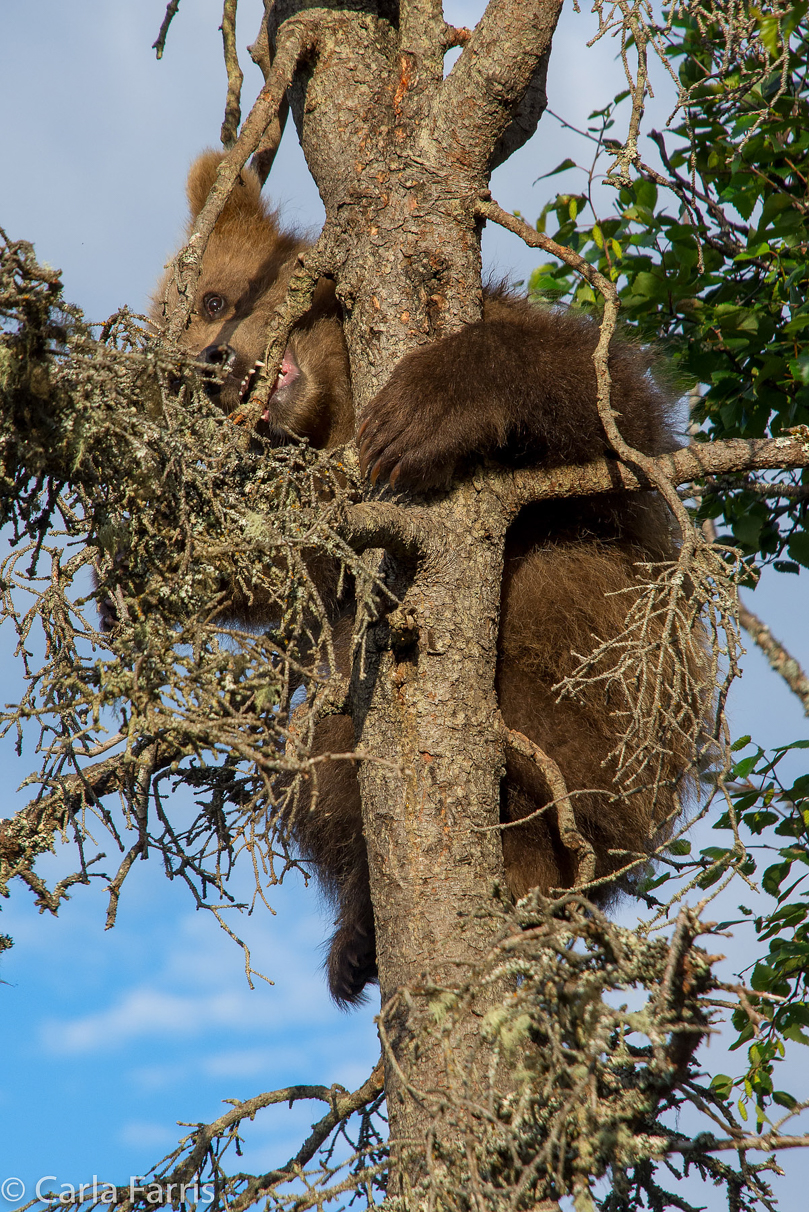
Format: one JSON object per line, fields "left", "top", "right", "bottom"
{"left": 1, "top": 3, "right": 808, "bottom": 1209}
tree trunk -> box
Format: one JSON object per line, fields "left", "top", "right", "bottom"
{"left": 268, "top": 0, "right": 562, "bottom": 1193}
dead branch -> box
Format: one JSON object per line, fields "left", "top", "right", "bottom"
{"left": 105, "top": 839, "right": 146, "bottom": 929}
{"left": 245, "top": 233, "right": 338, "bottom": 418}
{"left": 247, "top": 8, "right": 290, "bottom": 186}
{"left": 153, "top": 0, "right": 181, "bottom": 59}
{"left": 700, "top": 474, "right": 809, "bottom": 502}
{"left": 228, "top": 1060, "right": 385, "bottom": 1211}
{"left": 176, "top": 1071, "right": 380, "bottom": 1189}
{"left": 674, "top": 1133, "right": 809, "bottom": 1155}
{"left": 0, "top": 742, "right": 172, "bottom": 894}
{"left": 219, "top": 0, "right": 244, "bottom": 150}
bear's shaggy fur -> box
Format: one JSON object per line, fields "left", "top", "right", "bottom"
{"left": 157, "top": 151, "right": 697, "bottom": 1006}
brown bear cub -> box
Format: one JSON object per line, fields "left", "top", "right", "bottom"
{"left": 157, "top": 151, "right": 696, "bottom": 1007}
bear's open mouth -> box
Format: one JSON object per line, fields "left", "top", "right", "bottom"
{"left": 238, "top": 351, "right": 300, "bottom": 410}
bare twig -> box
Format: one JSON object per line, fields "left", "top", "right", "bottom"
{"left": 153, "top": 0, "right": 181, "bottom": 59}
{"left": 674, "top": 1133, "right": 809, "bottom": 1155}
{"left": 476, "top": 196, "right": 614, "bottom": 299}
{"left": 244, "top": 234, "right": 338, "bottom": 418}
{"left": 219, "top": 0, "right": 244, "bottom": 149}
{"left": 247, "top": 9, "right": 290, "bottom": 185}
{"left": 0, "top": 744, "right": 173, "bottom": 893}
{"left": 700, "top": 474, "right": 809, "bottom": 502}
{"left": 104, "top": 840, "right": 146, "bottom": 929}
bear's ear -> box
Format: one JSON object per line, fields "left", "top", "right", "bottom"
{"left": 186, "top": 150, "right": 269, "bottom": 227}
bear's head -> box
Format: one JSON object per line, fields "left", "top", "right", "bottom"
{"left": 154, "top": 151, "right": 354, "bottom": 448}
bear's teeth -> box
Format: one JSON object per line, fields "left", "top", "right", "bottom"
{"left": 238, "top": 361, "right": 269, "bottom": 400}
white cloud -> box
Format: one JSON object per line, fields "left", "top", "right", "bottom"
{"left": 41, "top": 987, "right": 269, "bottom": 1055}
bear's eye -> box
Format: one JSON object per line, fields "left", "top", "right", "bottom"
{"left": 202, "top": 292, "right": 227, "bottom": 318}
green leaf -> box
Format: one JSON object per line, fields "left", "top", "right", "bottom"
{"left": 783, "top": 1025, "right": 809, "bottom": 1046}
{"left": 787, "top": 531, "right": 809, "bottom": 568}
{"left": 710, "top": 1073, "right": 734, "bottom": 1099}
{"left": 745, "top": 810, "right": 779, "bottom": 835}
{"left": 732, "top": 512, "right": 764, "bottom": 549}
{"left": 539, "top": 158, "right": 578, "bottom": 179}
{"left": 762, "top": 862, "right": 791, "bottom": 896}
{"left": 631, "top": 271, "right": 667, "bottom": 301}
{"left": 732, "top": 755, "right": 759, "bottom": 779}
{"left": 789, "top": 355, "right": 809, "bottom": 386}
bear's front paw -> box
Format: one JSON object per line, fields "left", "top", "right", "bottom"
{"left": 358, "top": 395, "right": 460, "bottom": 491}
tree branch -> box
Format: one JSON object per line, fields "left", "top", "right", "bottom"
{"left": 0, "top": 742, "right": 176, "bottom": 899}
{"left": 489, "top": 45, "right": 553, "bottom": 171}
{"left": 673, "top": 1133, "right": 809, "bottom": 1155}
{"left": 435, "top": 0, "right": 563, "bottom": 175}
{"left": 247, "top": 7, "right": 290, "bottom": 187}
{"left": 335, "top": 500, "right": 428, "bottom": 562}
{"left": 509, "top": 432, "right": 809, "bottom": 512}
{"left": 477, "top": 196, "right": 615, "bottom": 296}
{"left": 244, "top": 233, "right": 337, "bottom": 419}
{"left": 153, "top": 0, "right": 181, "bottom": 59}
{"left": 222, "top": 1061, "right": 384, "bottom": 1210}
{"left": 219, "top": 0, "right": 244, "bottom": 149}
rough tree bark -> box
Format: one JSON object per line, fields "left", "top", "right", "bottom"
{"left": 260, "top": 0, "right": 563, "bottom": 1191}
